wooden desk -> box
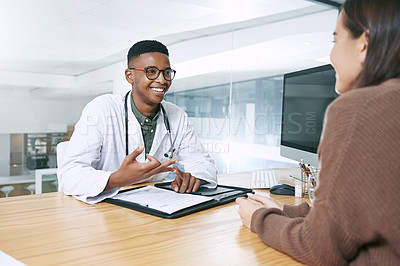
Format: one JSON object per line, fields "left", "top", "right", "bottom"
{"left": 0, "top": 168, "right": 309, "bottom": 265}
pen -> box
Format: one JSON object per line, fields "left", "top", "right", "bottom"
{"left": 299, "top": 161, "right": 309, "bottom": 177}
{"left": 306, "top": 164, "right": 311, "bottom": 176}
{"left": 289, "top": 174, "right": 307, "bottom": 183}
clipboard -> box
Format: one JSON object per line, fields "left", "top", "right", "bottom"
{"left": 104, "top": 182, "right": 253, "bottom": 219}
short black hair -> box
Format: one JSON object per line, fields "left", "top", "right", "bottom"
{"left": 127, "top": 40, "right": 169, "bottom": 66}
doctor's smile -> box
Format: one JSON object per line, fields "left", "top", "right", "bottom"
{"left": 150, "top": 86, "right": 167, "bottom": 94}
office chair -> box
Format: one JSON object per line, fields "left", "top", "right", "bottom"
{"left": 56, "top": 141, "right": 69, "bottom": 168}
{"left": 56, "top": 141, "right": 69, "bottom": 192}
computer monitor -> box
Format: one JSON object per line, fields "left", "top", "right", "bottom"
{"left": 280, "top": 64, "right": 339, "bottom": 167}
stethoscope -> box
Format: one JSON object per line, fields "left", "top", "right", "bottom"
{"left": 124, "top": 91, "right": 175, "bottom": 158}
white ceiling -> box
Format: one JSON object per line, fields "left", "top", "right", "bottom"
{"left": 0, "top": 0, "right": 342, "bottom": 99}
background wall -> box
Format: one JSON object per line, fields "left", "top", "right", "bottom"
{"left": 0, "top": 90, "right": 94, "bottom": 134}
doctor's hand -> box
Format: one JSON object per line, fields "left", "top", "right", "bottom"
{"left": 105, "top": 146, "right": 177, "bottom": 190}
{"left": 236, "top": 194, "right": 283, "bottom": 228}
{"left": 171, "top": 166, "right": 202, "bottom": 193}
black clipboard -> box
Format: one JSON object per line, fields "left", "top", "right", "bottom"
{"left": 104, "top": 182, "right": 253, "bottom": 219}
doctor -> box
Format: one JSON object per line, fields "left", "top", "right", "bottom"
{"left": 58, "top": 40, "right": 218, "bottom": 204}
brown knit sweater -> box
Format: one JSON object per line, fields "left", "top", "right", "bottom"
{"left": 251, "top": 78, "right": 400, "bottom": 265}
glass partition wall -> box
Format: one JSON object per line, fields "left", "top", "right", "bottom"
{"left": 167, "top": 1, "right": 338, "bottom": 174}
{"left": 0, "top": 0, "right": 338, "bottom": 197}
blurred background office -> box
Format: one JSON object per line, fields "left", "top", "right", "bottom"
{"left": 0, "top": 0, "right": 343, "bottom": 197}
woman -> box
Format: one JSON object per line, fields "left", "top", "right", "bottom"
{"left": 236, "top": 0, "right": 400, "bottom": 265}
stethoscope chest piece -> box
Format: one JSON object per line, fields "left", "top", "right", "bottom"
{"left": 164, "top": 148, "right": 176, "bottom": 158}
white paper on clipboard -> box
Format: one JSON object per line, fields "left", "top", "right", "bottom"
{"left": 111, "top": 186, "right": 213, "bottom": 214}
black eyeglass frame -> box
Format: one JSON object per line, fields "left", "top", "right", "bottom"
{"left": 129, "top": 66, "right": 176, "bottom": 81}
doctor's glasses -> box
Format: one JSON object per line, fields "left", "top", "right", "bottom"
{"left": 129, "top": 66, "right": 176, "bottom": 81}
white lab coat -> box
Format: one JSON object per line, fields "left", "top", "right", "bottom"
{"left": 58, "top": 93, "right": 217, "bottom": 204}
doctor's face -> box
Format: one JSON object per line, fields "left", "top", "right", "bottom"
{"left": 126, "top": 52, "right": 172, "bottom": 108}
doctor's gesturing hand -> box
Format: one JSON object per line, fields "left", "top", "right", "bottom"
{"left": 171, "top": 165, "right": 202, "bottom": 193}
{"left": 105, "top": 146, "right": 177, "bottom": 190}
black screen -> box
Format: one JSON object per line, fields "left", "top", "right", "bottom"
{"left": 281, "top": 64, "right": 338, "bottom": 153}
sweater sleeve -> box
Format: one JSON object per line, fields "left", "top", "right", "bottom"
{"left": 283, "top": 202, "right": 310, "bottom": 218}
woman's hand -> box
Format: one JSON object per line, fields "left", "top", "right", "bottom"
{"left": 236, "top": 193, "right": 283, "bottom": 228}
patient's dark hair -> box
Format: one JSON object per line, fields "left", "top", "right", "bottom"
{"left": 127, "top": 40, "right": 169, "bottom": 66}
{"left": 342, "top": 0, "right": 400, "bottom": 88}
